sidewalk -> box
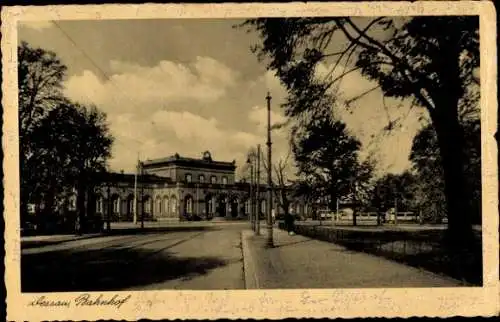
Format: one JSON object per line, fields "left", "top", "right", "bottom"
{"left": 241, "top": 228, "right": 464, "bottom": 289}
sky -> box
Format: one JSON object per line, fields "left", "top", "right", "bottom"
{"left": 18, "top": 18, "right": 427, "bottom": 179}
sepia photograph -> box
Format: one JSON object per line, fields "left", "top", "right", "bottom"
{"left": 3, "top": 2, "right": 498, "bottom": 320}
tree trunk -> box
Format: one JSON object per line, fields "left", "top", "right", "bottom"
{"left": 433, "top": 108, "right": 474, "bottom": 252}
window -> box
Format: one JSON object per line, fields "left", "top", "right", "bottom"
{"left": 164, "top": 197, "right": 170, "bottom": 215}
{"left": 208, "top": 197, "right": 214, "bottom": 214}
{"left": 144, "top": 198, "right": 151, "bottom": 214}
{"left": 211, "top": 176, "right": 217, "bottom": 184}
{"left": 222, "top": 176, "right": 228, "bottom": 185}
{"left": 113, "top": 197, "right": 120, "bottom": 213}
{"left": 185, "top": 174, "right": 192, "bottom": 183}
{"left": 185, "top": 196, "right": 193, "bottom": 214}
{"left": 171, "top": 197, "right": 177, "bottom": 214}
{"left": 261, "top": 200, "right": 266, "bottom": 214}
{"left": 245, "top": 199, "right": 250, "bottom": 215}
{"left": 127, "top": 197, "right": 134, "bottom": 214}
{"left": 199, "top": 174, "right": 205, "bottom": 183}
{"left": 96, "top": 197, "right": 103, "bottom": 213}
{"left": 156, "top": 197, "right": 162, "bottom": 215}
{"left": 69, "top": 195, "right": 76, "bottom": 211}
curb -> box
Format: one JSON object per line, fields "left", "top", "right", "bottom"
{"left": 241, "top": 230, "right": 259, "bottom": 289}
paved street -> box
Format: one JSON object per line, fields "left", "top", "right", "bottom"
{"left": 22, "top": 222, "right": 247, "bottom": 292}
{"left": 242, "top": 228, "right": 464, "bottom": 289}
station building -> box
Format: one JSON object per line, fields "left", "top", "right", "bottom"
{"left": 92, "top": 151, "right": 309, "bottom": 222}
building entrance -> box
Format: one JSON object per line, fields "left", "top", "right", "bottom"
{"left": 216, "top": 195, "right": 226, "bottom": 217}
{"left": 230, "top": 197, "right": 238, "bottom": 218}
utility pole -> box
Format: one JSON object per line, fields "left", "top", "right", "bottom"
{"left": 376, "top": 185, "right": 381, "bottom": 226}
{"left": 140, "top": 161, "right": 144, "bottom": 229}
{"left": 106, "top": 182, "right": 111, "bottom": 232}
{"left": 266, "top": 92, "right": 274, "bottom": 248}
{"left": 351, "top": 178, "right": 357, "bottom": 226}
{"left": 248, "top": 157, "right": 254, "bottom": 231}
{"left": 133, "top": 157, "right": 138, "bottom": 224}
{"left": 336, "top": 197, "right": 339, "bottom": 223}
{"left": 256, "top": 144, "right": 261, "bottom": 235}
{"left": 394, "top": 195, "right": 398, "bottom": 225}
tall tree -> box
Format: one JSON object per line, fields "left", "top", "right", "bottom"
{"left": 409, "top": 119, "right": 481, "bottom": 225}
{"left": 258, "top": 148, "right": 294, "bottom": 217}
{"left": 242, "top": 16, "right": 479, "bottom": 250}
{"left": 18, "top": 41, "right": 68, "bottom": 147}
{"left": 291, "top": 111, "right": 371, "bottom": 220}
{"left": 18, "top": 41, "right": 68, "bottom": 225}
{"left": 371, "top": 171, "right": 416, "bottom": 222}
{"left": 32, "top": 103, "right": 114, "bottom": 233}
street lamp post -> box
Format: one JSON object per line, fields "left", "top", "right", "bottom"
{"left": 140, "top": 161, "right": 145, "bottom": 229}
{"left": 256, "top": 144, "right": 261, "bottom": 236}
{"left": 350, "top": 177, "right": 357, "bottom": 227}
{"left": 266, "top": 92, "right": 274, "bottom": 248}
{"left": 247, "top": 157, "right": 254, "bottom": 231}
{"left": 106, "top": 182, "right": 111, "bottom": 232}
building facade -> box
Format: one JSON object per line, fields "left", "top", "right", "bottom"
{"left": 92, "top": 151, "right": 309, "bottom": 221}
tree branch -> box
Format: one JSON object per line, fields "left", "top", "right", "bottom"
{"left": 344, "top": 85, "right": 381, "bottom": 106}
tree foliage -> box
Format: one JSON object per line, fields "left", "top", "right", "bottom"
{"left": 18, "top": 41, "right": 68, "bottom": 148}
{"left": 19, "top": 42, "right": 114, "bottom": 233}
{"left": 409, "top": 118, "right": 481, "bottom": 224}
{"left": 291, "top": 112, "right": 372, "bottom": 212}
{"left": 371, "top": 171, "right": 416, "bottom": 213}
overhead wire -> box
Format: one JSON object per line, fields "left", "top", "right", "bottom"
{"left": 50, "top": 20, "right": 149, "bottom": 155}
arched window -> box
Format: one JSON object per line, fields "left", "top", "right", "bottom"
{"left": 245, "top": 199, "right": 250, "bottom": 215}
{"left": 69, "top": 195, "right": 77, "bottom": 211}
{"left": 290, "top": 203, "right": 295, "bottom": 214}
{"left": 211, "top": 176, "right": 217, "bottom": 184}
{"left": 185, "top": 173, "right": 192, "bottom": 183}
{"left": 163, "top": 196, "right": 170, "bottom": 215}
{"left": 185, "top": 196, "right": 193, "bottom": 214}
{"left": 261, "top": 199, "right": 266, "bottom": 214}
{"left": 144, "top": 197, "right": 151, "bottom": 214}
{"left": 156, "top": 196, "right": 162, "bottom": 215}
{"left": 171, "top": 196, "right": 178, "bottom": 215}
{"left": 222, "top": 176, "right": 228, "bottom": 185}
{"left": 96, "top": 196, "right": 103, "bottom": 213}
{"left": 207, "top": 196, "right": 214, "bottom": 214}
{"left": 127, "top": 196, "right": 134, "bottom": 215}
{"left": 113, "top": 196, "right": 121, "bottom": 214}
{"left": 199, "top": 175, "right": 205, "bottom": 183}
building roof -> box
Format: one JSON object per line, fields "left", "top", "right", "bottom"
{"left": 93, "top": 171, "right": 172, "bottom": 184}
{"left": 142, "top": 151, "right": 236, "bottom": 171}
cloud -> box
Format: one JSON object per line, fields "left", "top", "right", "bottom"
{"left": 63, "top": 57, "right": 259, "bottom": 173}
{"left": 107, "top": 109, "right": 262, "bottom": 173}
{"left": 65, "top": 56, "right": 238, "bottom": 115}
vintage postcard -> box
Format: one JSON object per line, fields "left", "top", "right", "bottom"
{"left": 2, "top": 2, "right": 498, "bottom": 320}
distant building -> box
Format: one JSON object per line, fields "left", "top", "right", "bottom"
{"left": 90, "top": 151, "right": 309, "bottom": 222}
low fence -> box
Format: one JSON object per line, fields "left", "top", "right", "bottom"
{"left": 278, "top": 222, "right": 482, "bottom": 285}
